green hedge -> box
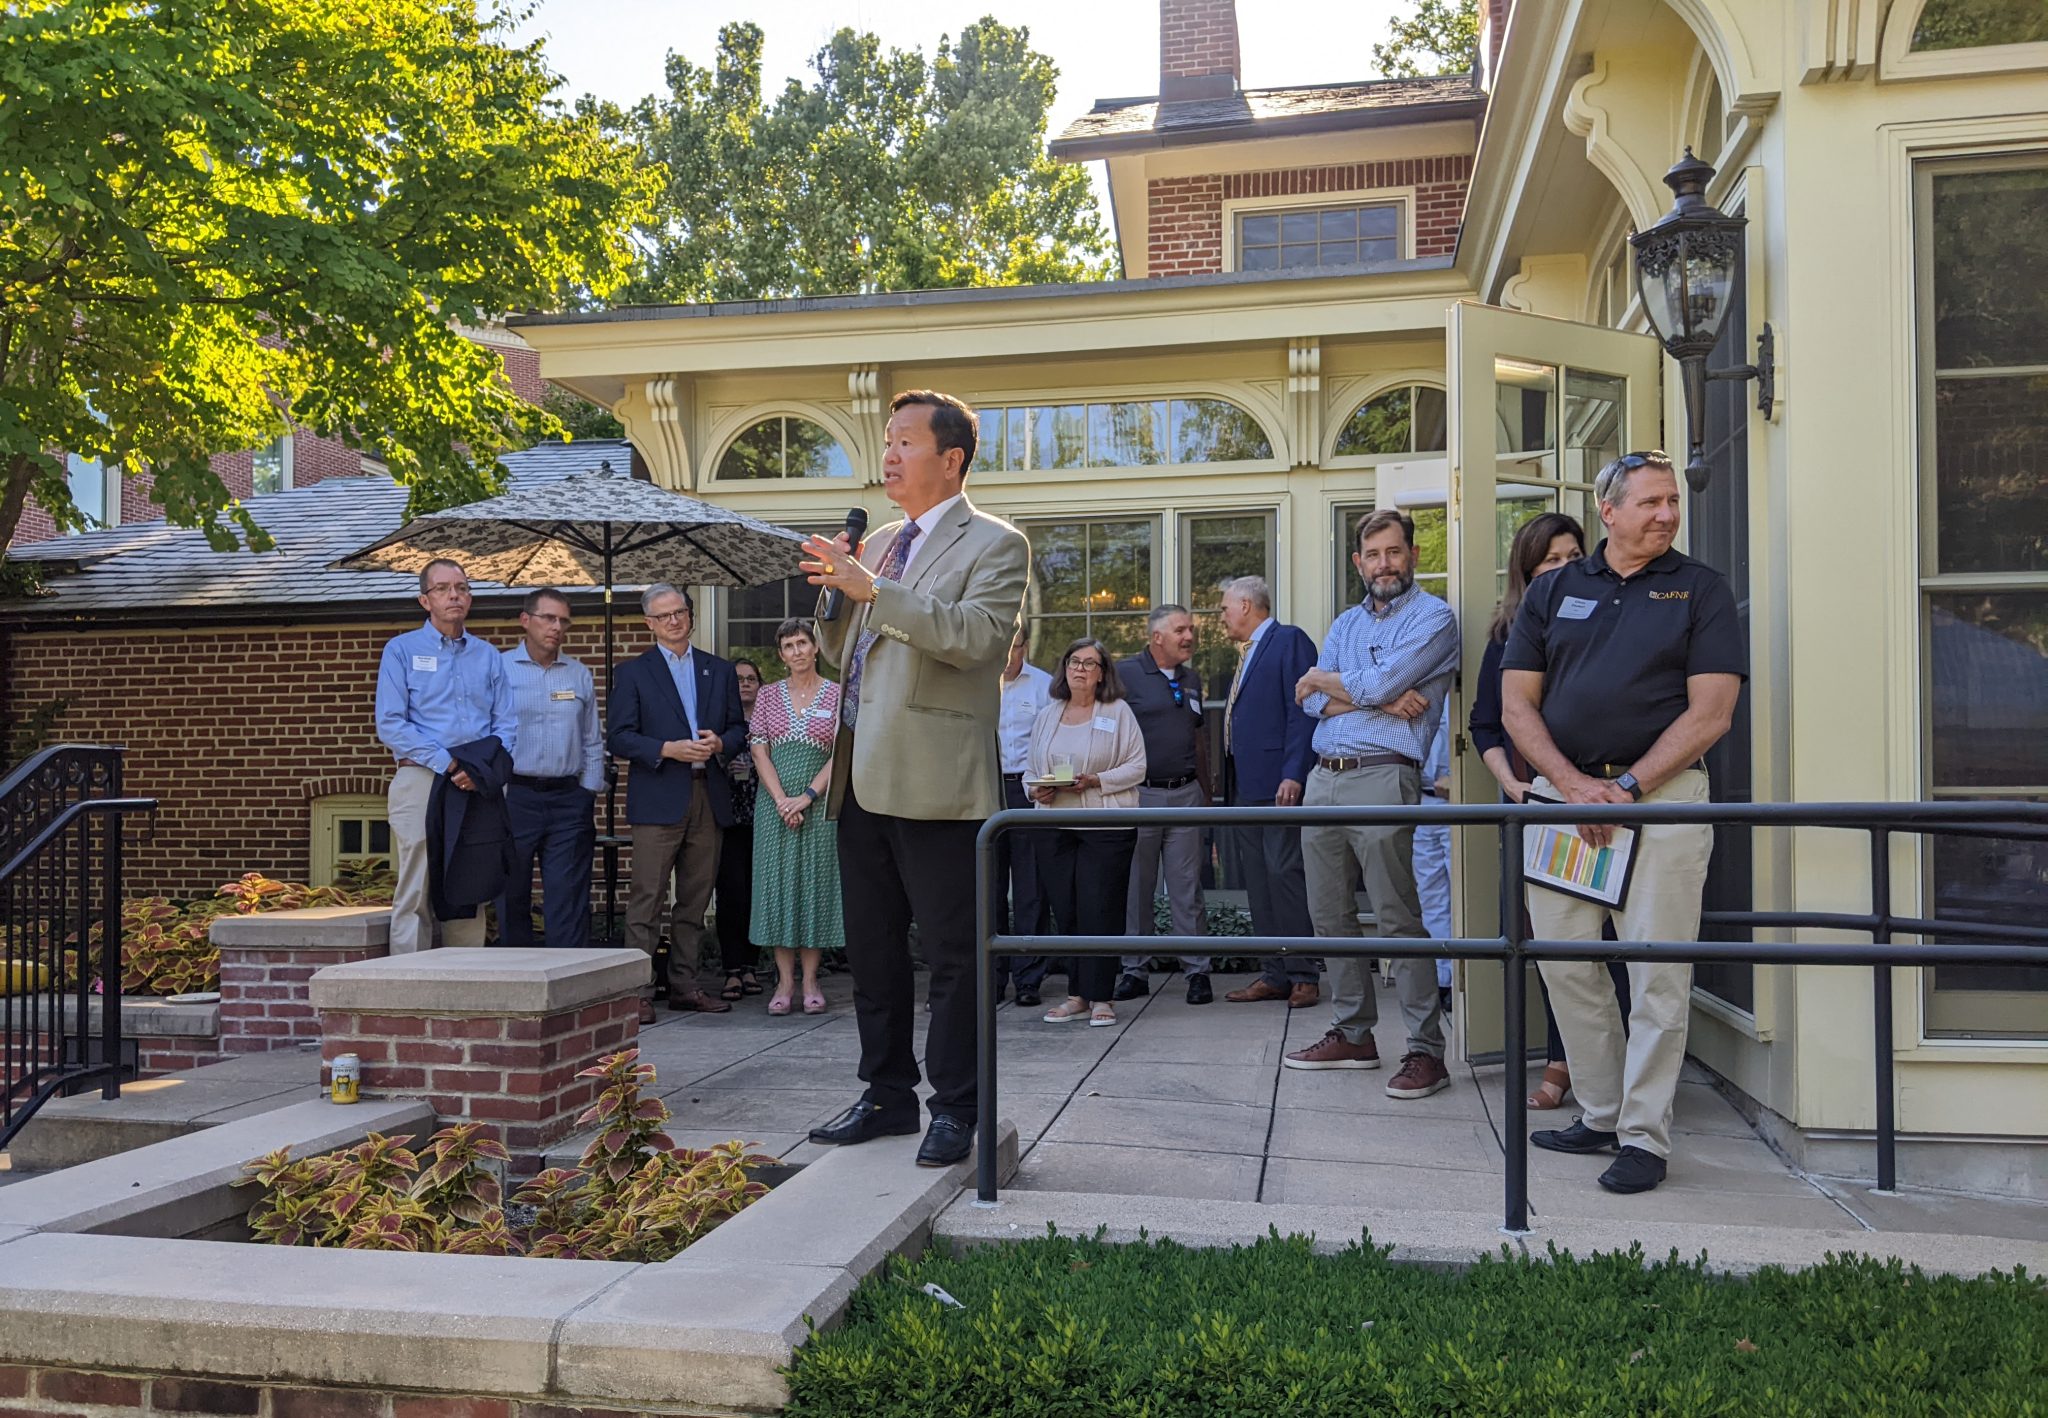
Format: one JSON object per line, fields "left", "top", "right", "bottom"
{"left": 785, "top": 1230, "right": 2046, "bottom": 1417}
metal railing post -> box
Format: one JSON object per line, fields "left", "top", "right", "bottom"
{"left": 1502, "top": 817, "right": 1530, "bottom": 1234}
{"left": 100, "top": 812, "right": 123, "bottom": 1100}
{"left": 1870, "top": 828, "right": 1896, "bottom": 1192}
{"left": 975, "top": 822, "right": 1001, "bottom": 1206}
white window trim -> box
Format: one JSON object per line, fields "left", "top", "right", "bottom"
{"left": 1219, "top": 185, "right": 1416, "bottom": 275}
{"left": 1879, "top": 0, "right": 2048, "bottom": 82}
{"left": 63, "top": 453, "right": 121, "bottom": 532}
{"left": 1321, "top": 374, "right": 1450, "bottom": 466}
{"left": 252, "top": 433, "right": 294, "bottom": 496}
{"left": 704, "top": 407, "right": 863, "bottom": 488}
{"left": 309, "top": 794, "right": 392, "bottom": 888}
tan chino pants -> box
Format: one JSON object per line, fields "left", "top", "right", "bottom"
{"left": 626, "top": 786, "right": 723, "bottom": 1000}
{"left": 387, "top": 764, "right": 487, "bottom": 954}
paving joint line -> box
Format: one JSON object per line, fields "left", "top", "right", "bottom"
{"left": 1255, "top": 990, "right": 1304, "bottom": 1203}
{"left": 1008, "top": 968, "right": 1171, "bottom": 1174}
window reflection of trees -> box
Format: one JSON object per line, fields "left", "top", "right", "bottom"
{"left": 1022, "top": 519, "right": 1154, "bottom": 665}
{"left": 716, "top": 416, "right": 853, "bottom": 480}
{"left": 972, "top": 398, "right": 1271, "bottom": 473}
{"left": 1334, "top": 385, "right": 1449, "bottom": 457}
{"left": 1910, "top": 0, "right": 2048, "bottom": 49}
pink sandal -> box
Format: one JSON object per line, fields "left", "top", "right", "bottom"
{"left": 768, "top": 993, "right": 793, "bottom": 1016}
{"left": 803, "top": 991, "right": 827, "bottom": 1015}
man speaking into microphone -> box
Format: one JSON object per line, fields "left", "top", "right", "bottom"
{"left": 801, "top": 389, "right": 1029, "bottom": 1168}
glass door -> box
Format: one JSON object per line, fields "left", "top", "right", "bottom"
{"left": 1445, "top": 301, "right": 1663, "bottom": 1060}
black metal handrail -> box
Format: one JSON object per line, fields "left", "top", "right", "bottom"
{"left": 973, "top": 799, "right": 2048, "bottom": 1232}
{"left": 1, "top": 743, "right": 155, "bottom": 1149}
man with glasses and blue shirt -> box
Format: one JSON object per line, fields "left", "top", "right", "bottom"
{"left": 498, "top": 587, "right": 604, "bottom": 951}
{"left": 375, "top": 557, "right": 518, "bottom": 954}
{"left": 1286, "top": 509, "right": 1460, "bottom": 1099}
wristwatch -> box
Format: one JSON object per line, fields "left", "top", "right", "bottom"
{"left": 802, "top": 786, "right": 821, "bottom": 803}
{"left": 1615, "top": 771, "right": 1644, "bottom": 801}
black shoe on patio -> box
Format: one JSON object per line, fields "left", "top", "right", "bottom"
{"left": 808, "top": 1099, "right": 920, "bottom": 1147}
{"left": 1598, "top": 1146, "right": 1668, "bottom": 1193}
{"left": 1185, "top": 972, "right": 1213, "bottom": 1005}
{"left": 916, "top": 1116, "right": 974, "bottom": 1167}
{"left": 1112, "top": 973, "right": 1150, "bottom": 1001}
{"left": 1530, "top": 1118, "right": 1621, "bottom": 1155}
{"left": 1015, "top": 988, "right": 1041, "bottom": 1008}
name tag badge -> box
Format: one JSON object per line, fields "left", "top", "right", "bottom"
{"left": 550, "top": 689, "right": 578, "bottom": 701}
{"left": 411, "top": 654, "right": 438, "bottom": 671}
{"left": 1093, "top": 716, "right": 1116, "bottom": 733}
{"left": 1558, "top": 596, "right": 1600, "bottom": 621}
{"left": 1188, "top": 701, "right": 1204, "bottom": 718}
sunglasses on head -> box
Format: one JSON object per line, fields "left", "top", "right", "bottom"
{"left": 1612, "top": 451, "right": 1674, "bottom": 472}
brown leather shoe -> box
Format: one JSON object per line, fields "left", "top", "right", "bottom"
{"left": 638, "top": 999, "right": 657, "bottom": 1025}
{"left": 1283, "top": 1028, "right": 1380, "bottom": 1070}
{"left": 670, "top": 991, "right": 732, "bottom": 1014}
{"left": 1287, "top": 982, "right": 1320, "bottom": 1009}
{"left": 1224, "top": 979, "right": 1291, "bottom": 1003}
{"left": 1385, "top": 1051, "right": 1451, "bottom": 1099}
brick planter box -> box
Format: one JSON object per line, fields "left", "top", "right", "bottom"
{"left": 310, "top": 949, "right": 648, "bottom": 1175}
{"left": 211, "top": 907, "right": 391, "bottom": 1055}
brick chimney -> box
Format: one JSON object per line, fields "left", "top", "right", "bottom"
{"left": 1160, "top": 0, "right": 1240, "bottom": 101}
{"left": 1480, "top": 0, "right": 1513, "bottom": 89}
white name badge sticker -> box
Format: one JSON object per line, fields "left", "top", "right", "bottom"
{"left": 412, "top": 655, "right": 439, "bottom": 671}
{"left": 1558, "top": 597, "right": 1600, "bottom": 621}
{"left": 551, "top": 689, "right": 578, "bottom": 701}
{"left": 1093, "top": 716, "right": 1116, "bottom": 733}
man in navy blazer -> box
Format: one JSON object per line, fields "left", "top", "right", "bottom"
{"left": 609, "top": 583, "right": 747, "bottom": 1020}
{"left": 1217, "top": 575, "right": 1324, "bottom": 1008}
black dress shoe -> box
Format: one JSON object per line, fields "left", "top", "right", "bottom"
{"left": 1598, "top": 1146, "right": 1668, "bottom": 1193}
{"left": 1112, "top": 972, "right": 1150, "bottom": 1001}
{"left": 1015, "top": 988, "right": 1041, "bottom": 1008}
{"left": 1185, "top": 972, "right": 1213, "bottom": 1005}
{"left": 916, "top": 1115, "right": 974, "bottom": 1168}
{"left": 1530, "top": 1118, "right": 1621, "bottom": 1154}
{"left": 808, "top": 1099, "right": 920, "bottom": 1146}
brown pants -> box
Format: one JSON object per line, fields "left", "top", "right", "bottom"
{"left": 626, "top": 787, "right": 722, "bottom": 1000}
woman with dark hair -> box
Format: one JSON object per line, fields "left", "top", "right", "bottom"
{"left": 1027, "top": 636, "right": 1148, "bottom": 1027}
{"left": 749, "top": 618, "right": 842, "bottom": 1015}
{"left": 717, "top": 658, "right": 765, "bottom": 1000}
{"left": 1471, "top": 511, "right": 1628, "bottom": 1110}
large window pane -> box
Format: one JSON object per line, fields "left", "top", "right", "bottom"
{"left": 1932, "top": 375, "right": 2048, "bottom": 574}
{"left": 971, "top": 409, "right": 1007, "bottom": 474}
{"left": 1033, "top": 405, "right": 1087, "bottom": 470}
{"left": 1928, "top": 822, "right": 2048, "bottom": 1037}
{"left": 1171, "top": 399, "right": 1272, "bottom": 462}
{"left": 65, "top": 453, "right": 106, "bottom": 524}
{"left": 1928, "top": 591, "right": 2048, "bottom": 788}
{"left": 718, "top": 417, "right": 852, "bottom": 481}
{"left": 1562, "top": 370, "right": 1626, "bottom": 483}
{"left": 1022, "top": 519, "right": 1156, "bottom": 664}
{"left": 1412, "top": 387, "right": 1448, "bottom": 452}
{"left": 1090, "top": 401, "right": 1169, "bottom": 466}
{"left": 1930, "top": 165, "right": 2048, "bottom": 369}
{"left": 1911, "top": 0, "right": 2048, "bottom": 50}
{"left": 1335, "top": 388, "right": 1412, "bottom": 456}
{"left": 1237, "top": 202, "right": 1403, "bottom": 272}
{"left": 1029, "top": 521, "right": 1089, "bottom": 613}
{"left": 1495, "top": 359, "right": 1558, "bottom": 456}
{"left": 726, "top": 525, "right": 839, "bottom": 677}
{"left": 717, "top": 419, "right": 782, "bottom": 480}
{"left": 1185, "top": 514, "right": 1270, "bottom": 698}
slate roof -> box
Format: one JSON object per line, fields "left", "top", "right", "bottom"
{"left": 1, "top": 440, "right": 637, "bottom": 625}
{"left": 1049, "top": 74, "right": 1485, "bottom": 159}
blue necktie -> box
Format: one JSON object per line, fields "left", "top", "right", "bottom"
{"left": 841, "top": 521, "right": 922, "bottom": 731}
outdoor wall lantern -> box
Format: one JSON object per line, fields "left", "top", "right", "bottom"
{"left": 1629, "top": 148, "right": 1775, "bottom": 492}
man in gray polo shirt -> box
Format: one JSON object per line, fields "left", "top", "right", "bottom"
{"left": 1113, "top": 604, "right": 1215, "bottom": 1005}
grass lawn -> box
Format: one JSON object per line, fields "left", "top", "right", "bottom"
{"left": 785, "top": 1230, "right": 2047, "bottom": 1417}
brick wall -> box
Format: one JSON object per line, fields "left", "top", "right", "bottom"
{"left": 218, "top": 942, "right": 387, "bottom": 1055}
{"left": 1147, "top": 155, "right": 1473, "bottom": 276}
{"left": 1, "top": 618, "right": 651, "bottom": 901}
{"left": 0, "top": 1026, "right": 221, "bottom": 1080}
{"left": 1160, "top": 0, "right": 1239, "bottom": 93}
{"left": 0, "top": 1364, "right": 708, "bottom": 1416}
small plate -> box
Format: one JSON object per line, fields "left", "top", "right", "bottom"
{"left": 166, "top": 991, "right": 222, "bottom": 1004}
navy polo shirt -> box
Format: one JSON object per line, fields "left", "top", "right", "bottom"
{"left": 1115, "top": 650, "right": 1204, "bottom": 780}
{"left": 1501, "top": 541, "right": 1746, "bottom": 766}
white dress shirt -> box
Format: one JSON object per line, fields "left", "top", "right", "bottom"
{"left": 998, "top": 662, "right": 1053, "bottom": 774}
{"left": 897, "top": 493, "right": 964, "bottom": 578}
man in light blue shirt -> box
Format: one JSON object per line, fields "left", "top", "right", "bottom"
{"left": 1285, "top": 509, "right": 1460, "bottom": 1097}
{"left": 497, "top": 587, "right": 603, "bottom": 951}
{"left": 374, "top": 557, "right": 518, "bottom": 953}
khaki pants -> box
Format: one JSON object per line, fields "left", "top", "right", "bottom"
{"left": 1301, "top": 761, "right": 1445, "bottom": 1058}
{"left": 626, "top": 786, "right": 722, "bottom": 1000}
{"left": 387, "top": 765, "right": 486, "bottom": 955}
{"left": 1528, "top": 768, "right": 1713, "bottom": 1158}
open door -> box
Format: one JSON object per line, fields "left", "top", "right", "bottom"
{"left": 1445, "top": 302, "right": 1662, "bottom": 1061}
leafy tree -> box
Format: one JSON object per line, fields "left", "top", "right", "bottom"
{"left": 1372, "top": 0, "right": 1481, "bottom": 78}
{"left": 0, "top": 0, "right": 656, "bottom": 551}
{"left": 540, "top": 386, "right": 626, "bottom": 441}
{"left": 614, "top": 18, "right": 1112, "bottom": 305}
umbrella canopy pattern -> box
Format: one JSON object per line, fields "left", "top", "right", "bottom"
{"left": 331, "top": 462, "right": 809, "bottom": 589}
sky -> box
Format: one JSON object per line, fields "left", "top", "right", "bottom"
{"left": 510, "top": 1, "right": 1418, "bottom": 210}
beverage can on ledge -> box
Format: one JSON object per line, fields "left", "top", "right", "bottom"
{"left": 329, "top": 1053, "right": 361, "bottom": 1104}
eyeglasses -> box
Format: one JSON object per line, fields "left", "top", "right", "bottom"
{"left": 648, "top": 609, "right": 691, "bottom": 625}
{"left": 425, "top": 582, "right": 471, "bottom": 598}
{"left": 527, "top": 612, "right": 570, "bottom": 627}
{"left": 1068, "top": 659, "right": 1105, "bottom": 672}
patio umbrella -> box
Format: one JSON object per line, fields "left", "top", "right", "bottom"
{"left": 332, "top": 459, "right": 813, "bottom": 943}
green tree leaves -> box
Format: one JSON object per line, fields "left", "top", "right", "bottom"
{"left": 1372, "top": 0, "right": 1481, "bottom": 79}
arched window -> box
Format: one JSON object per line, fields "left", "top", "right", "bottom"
{"left": 716, "top": 416, "right": 854, "bottom": 481}
{"left": 1910, "top": 0, "right": 2048, "bottom": 49}
{"left": 970, "top": 397, "right": 1272, "bottom": 473}
{"left": 1333, "top": 384, "right": 1448, "bottom": 457}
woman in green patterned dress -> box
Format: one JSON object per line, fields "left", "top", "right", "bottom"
{"left": 749, "top": 617, "right": 843, "bottom": 1015}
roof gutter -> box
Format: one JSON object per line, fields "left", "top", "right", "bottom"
{"left": 1048, "top": 97, "right": 1488, "bottom": 162}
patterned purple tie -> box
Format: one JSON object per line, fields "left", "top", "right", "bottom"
{"left": 841, "top": 520, "right": 921, "bottom": 731}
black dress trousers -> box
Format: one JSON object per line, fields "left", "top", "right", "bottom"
{"left": 1043, "top": 826, "right": 1138, "bottom": 1004}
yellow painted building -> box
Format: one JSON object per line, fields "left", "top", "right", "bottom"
{"left": 513, "top": 0, "right": 2048, "bottom": 1194}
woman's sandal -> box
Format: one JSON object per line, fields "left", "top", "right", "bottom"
{"left": 1042, "top": 998, "right": 1089, "bottom": 1023}
{"left": 803, "top": 990, "right": 827, "bottom": 1015}
{"left": 767, "top": 992, "right": 793, "bottom": 1017}
{"left": 720, "top": 973, "right": 746, "bottom": 1002}
{"left": 739, "top": 971, "right": 764, "bottom": 996}
{"left": 1527, "top": 1061, "right": 1572, "bottom": 1110}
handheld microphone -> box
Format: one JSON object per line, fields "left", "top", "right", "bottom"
{"left": 819, "top": 506, "right": 869, "bottom": 622}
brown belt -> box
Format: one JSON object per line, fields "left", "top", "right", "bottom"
{"left": 1317, "top": 752, "right": 1417, "bottom": 773}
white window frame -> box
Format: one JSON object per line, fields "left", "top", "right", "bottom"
{"left": 309, "top": 794, "right": 393, "bottom": 887}
{"left": 251, "top": 433, "right": 294, "bottom": 497}
{"left": 1880, "top": 0, "right": 2048, "bottom": 82}
{"left": 62, "top": 452, "right": 120, "bottom": 532}
{"left": 706, "top": 408, "right": 861, "bottom": 487}
{"left": 1220, "top": 185, "right": 1416, "bottom": 274}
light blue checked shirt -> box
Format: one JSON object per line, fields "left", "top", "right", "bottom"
{"left": 661, "top": 645, "right": 701, "bottom": 733}
{"left": 503, "top": 643, "right": 604, "bottom": 792}
{"left": 375, "top": 621, "right": 518, "bottom": 775}
{"left": 1302, "top": 584, "right": 1459, "bottom": 764}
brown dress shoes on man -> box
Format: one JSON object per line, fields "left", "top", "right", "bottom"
{"left": 1224, "top": 978, "right": 1321, "bottom": 1008}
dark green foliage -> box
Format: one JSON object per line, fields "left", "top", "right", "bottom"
{"left": 786, "top": 1229, "right": 2048, "bottom": 1417}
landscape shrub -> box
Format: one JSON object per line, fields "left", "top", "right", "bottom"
{"left": 238, "top": 1049, "right": 772, "bottom": 1260}
{"left": 785, "top": 1229, "right": 2046, "bottom": 1418}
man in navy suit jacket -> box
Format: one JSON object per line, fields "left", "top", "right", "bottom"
{"left": 609, "top": 583, "right": 747, "bottom": 1019}
{"left": 1217, "top": 575, "right": 1324, "bottom": 1007}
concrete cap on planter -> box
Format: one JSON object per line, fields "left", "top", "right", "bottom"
{"left": 211, "top": 907, "right": 393, "bottom": 951}
{"left": 308, "top": 947, "right": 649, "bottom": 1017}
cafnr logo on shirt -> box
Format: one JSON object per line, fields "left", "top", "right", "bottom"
{"left": 1649, "top": 591, "right": 1690, "bottom": 601}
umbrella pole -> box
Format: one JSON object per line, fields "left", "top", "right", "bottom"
{"left": 603, "top": 529, "right": 621, "bottom": 949}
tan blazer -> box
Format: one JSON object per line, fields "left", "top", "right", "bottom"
{"left": 816, "top": 495, "right": 1030, "bottom": 821}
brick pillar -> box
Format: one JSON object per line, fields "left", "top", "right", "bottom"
{"left": 310, "top": 947, "right": 650, "bottom": 1175}
{"left": 1160, "top": 0, "right": 1239, "bottom": 100}
{"left": 211, "top": 907, "right": 391, "bottom": 1054}
{"left": 1482, "top": 0, "right": 1513, "bottom": 88}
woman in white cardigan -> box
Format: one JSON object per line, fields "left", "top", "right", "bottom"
{"left": 1026, "top": 636, "right": 1148, "bottom": 1026}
